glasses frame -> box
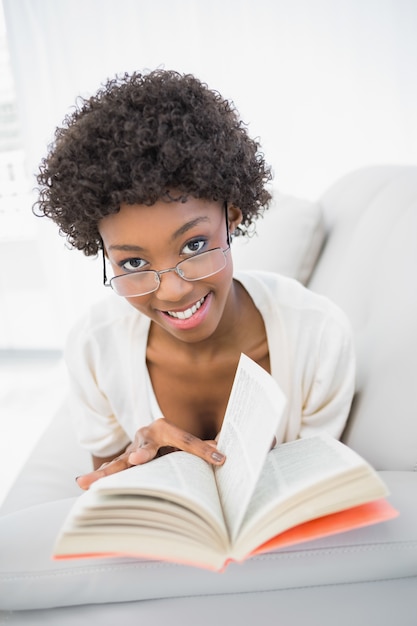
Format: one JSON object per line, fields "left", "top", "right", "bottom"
{"left": 102, "top": 201, "right": 231, "bottom": 297}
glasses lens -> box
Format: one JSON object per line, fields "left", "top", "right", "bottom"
{"left": 178, "top": 248, "right": 226, "bottom": 281}
{"left": 110, "top": 271, "right": 159, "bottom": 296}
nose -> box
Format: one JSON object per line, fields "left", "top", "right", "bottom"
{"left": 153, "top": 268, "right": 193, "bottom": 303}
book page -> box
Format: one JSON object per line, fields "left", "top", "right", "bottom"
{"left": 214, "top": 353, "right": 286, "bottom": 541}
{"left": 88, "top": 450, "right": 226, "bottom": 538}
{"left": 233, "top": 434, "right": 389, "bottom": 553}
{"left": 240, "top": 435, "right": 370, "bottom": 530}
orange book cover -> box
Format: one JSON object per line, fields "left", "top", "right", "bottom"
{"left": 250, "top": 498, "right": 399, "bottom": 556}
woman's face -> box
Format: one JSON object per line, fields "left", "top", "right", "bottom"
{"left": 99, "top": 197, "right": 242, "bottom": 344}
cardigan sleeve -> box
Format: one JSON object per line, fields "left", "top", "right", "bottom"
{"left": 64, "top": 320, "right": 131, "bottom": 458}
{"left": 299, "top": 309, "right": 356, "bottom": 440}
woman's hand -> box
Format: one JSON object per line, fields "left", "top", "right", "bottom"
{"left": 76, "top": 418, "right": 226, "bottom": 490}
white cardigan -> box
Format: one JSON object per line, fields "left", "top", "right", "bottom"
{"left": 64, "top": 271, "right": 356, "bottom": 458}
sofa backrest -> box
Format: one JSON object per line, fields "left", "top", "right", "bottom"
{"left": 308, "top": 165, "right": 417, "bottom": 471}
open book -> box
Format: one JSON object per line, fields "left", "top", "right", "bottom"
{"left": 54, "top": 354, "right": 398, "bottom": 570}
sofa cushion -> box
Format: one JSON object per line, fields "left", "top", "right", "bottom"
{"left": 232, "top": 193, "right": 325, "bottom": 285}
{"left": 2, "top": 575, "right": 416, "bottom": 625}
{"left": 0, "top": 472, "right": 415, "bottom": 611}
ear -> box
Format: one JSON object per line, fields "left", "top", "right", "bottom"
{"left": 227, "top": 204, "right": 243, "bottom": 233}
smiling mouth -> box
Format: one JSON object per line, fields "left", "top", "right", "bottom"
{"left": 165, "top": 296, "right": 206, "bottom": 320}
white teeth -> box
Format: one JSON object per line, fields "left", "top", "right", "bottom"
{"left": 167, "top": 296, "right": 205, "bottom": 320}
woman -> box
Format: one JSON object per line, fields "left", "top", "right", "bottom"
{"left": 35, "top": 69, "right": 355, "bottom": 490}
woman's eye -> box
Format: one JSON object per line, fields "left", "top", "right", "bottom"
{"left": 121, "top": 258, "right": 146, "bottom": 272}
{"left": 182, "top": 239, "right": 206, "bottom": 255}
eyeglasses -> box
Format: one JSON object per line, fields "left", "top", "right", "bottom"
{"left": 102, "top": 202, "right": 231, "bottom": 297}
{"left": 103, "top": 246, "right": 230, "bottom": 297}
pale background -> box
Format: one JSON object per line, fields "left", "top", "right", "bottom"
{"left": 0, "top": 0, "right": 416, "bottom": 503}
{"left": 1, "top": 0, "right": 417, "bottom": 349}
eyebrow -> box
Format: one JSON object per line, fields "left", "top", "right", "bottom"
{"left": 171, "top": 216, "right": 210, "bottom": 240}
{"left": 108, "top": 243, "right": 145, "bottom": 252}
{"left": 108, "top": 217, "right": 211, "bottom": 252}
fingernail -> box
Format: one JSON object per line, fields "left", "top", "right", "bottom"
{"left": 211, "top": 451, "right": 225, "bottom": 463}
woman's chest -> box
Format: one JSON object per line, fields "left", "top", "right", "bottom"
{"left": 147, "top": 359, "right": 236, "bottom": 440}
{"left": 146, "top": 345, "right": 270, "bottom": 441}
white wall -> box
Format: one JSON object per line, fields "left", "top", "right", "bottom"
{"left": 2, "top": 0, "right": 417, "bottom": 348}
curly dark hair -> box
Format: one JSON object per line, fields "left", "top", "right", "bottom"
{"left": 34, "top": 69, "right": 273, "bottom": 256}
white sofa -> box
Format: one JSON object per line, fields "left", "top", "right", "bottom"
{"left": 1, "top": 165, "right": 416, "bottom": 625}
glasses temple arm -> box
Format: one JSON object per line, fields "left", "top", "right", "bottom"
{"left": 102, "top": 246, "right": 108, "bottom": 286}
{"left": 224, "top": 201, "right": 231, "bottom": 247}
